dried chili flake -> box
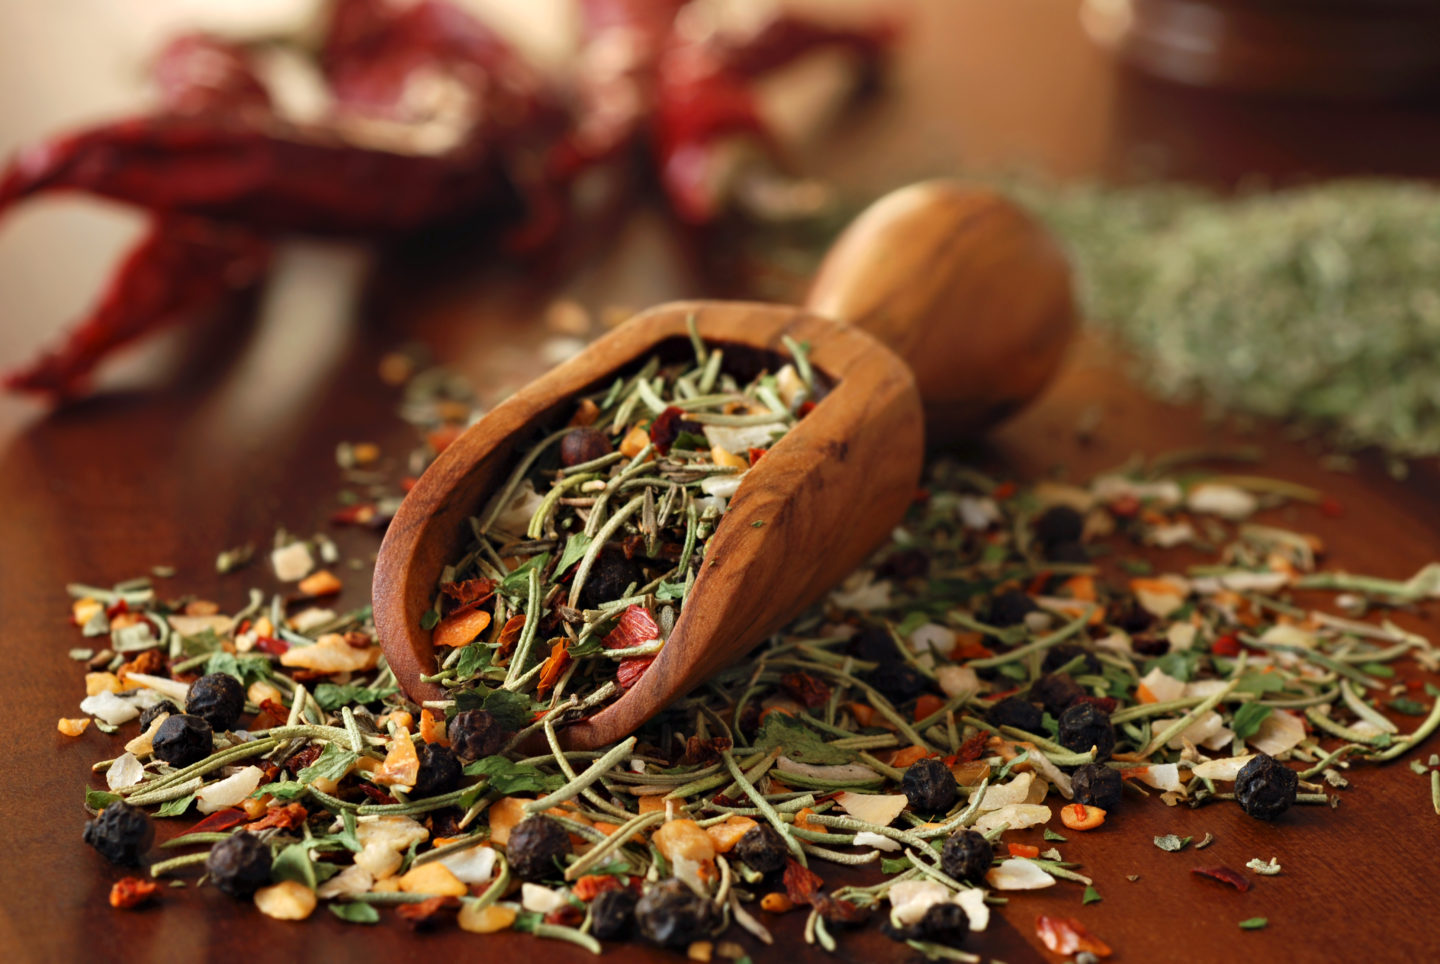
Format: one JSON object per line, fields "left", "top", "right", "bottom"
{"left": 536, "top": 638, "right": 572, "bottom": 697}
{"left": 603, "top": 606, "right": 661, "bottom": 651}
{"left": 109, "top": 876, "right": 159, "bottom": 909}
{"left": 254, "top": 635, "right": 288, "bottom": 656}
{"left": 954, "top": 731, "right": 990, "bottom": 763}
{"left": 545, "top": 904, "right": 585, "bottom": 927}
{"left": 679, "top": 736, "right": 733, "bottom": 767}
{"left": 649, "top": 406, "right": 698, "bottom": 454}
{"left": 1192, "top": 865, "right": 1252, "bottom": 892}
{"left": 1035, "top": 916, "right": 1112, "bottom": 957}
{"left": 245, "top": 802, "right": 310, "bottom": 832}
{"left": 441, "top": 577, "right": 497, "bottom": 612}
{"left": 747, "top": 447, "right": 768, "bottom": 465}
{"left": 396, "top": 895, "right": 461, "bottom": 929}
{"left": 183, "top": 808, "right": 248, "bottom": 835}
{"left": 496, "top": 614, "right": 527, "bottom": 656}
{"left": 616, "top": 656, "right": 655, "bottom": 690}
{"left": 1076, "top": 694, "right": 1119, "bottom": 714}
{"left": 572, "top": 874, "right": 625, "bottom": 902}
{"left": 1211, "top": 634, "right": 1242, "bottom": 657}
{"left": 781, "top": 671, "right": 831, "bottom": 709}
{"left": 782, "top": 858, "right": 824, "bottom": 905}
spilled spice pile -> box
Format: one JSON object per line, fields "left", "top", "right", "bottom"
{"left": 62, "top": 348, "right": 1440, "bottom": 960}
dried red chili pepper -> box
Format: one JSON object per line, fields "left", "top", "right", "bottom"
{"left": 616, "top": 655, "right": 656, "bottom": 690}
{"left": 395, "top": 895, "right": 461, "bottom": 928}
{"left": 183, "top": 808, "right": 249, "bottom": 836}
{"left": 679, "top": 735, "right": 732, "bottom": 767}
{"left": 782, "top": 857, "right": 824, "bottom": 905}
{"left": 245, "top": 802, "right": 310, "bottom": 832}
{"left": 1192, "top": 865, "right": 1252, "bottom": 892}
{"left": 781, "top": 671, "right": 831, "bottom": 709}
{"left": 1035, "top": 915, "right": 1112, "bottom": 957}
{"left": 109, "top": 876, "right": 160, "bottom": 910}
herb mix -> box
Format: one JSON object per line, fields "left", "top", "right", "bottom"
{"left": 59, "top": 349, "right": 1440, "bottom": 958}
{"left": 419, "top": 326, "right": 817, "bottom": 720}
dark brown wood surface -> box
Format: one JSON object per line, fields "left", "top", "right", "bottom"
{"left": 4, "top": 2, "right": 1440, "bottom": 963}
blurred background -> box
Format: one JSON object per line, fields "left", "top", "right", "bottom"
{"left": 3, "top": 0, "right": 1440, "bottom": 462}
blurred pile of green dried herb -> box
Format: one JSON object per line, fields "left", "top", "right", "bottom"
{"left": 1012, "top": 179, "right": 1440, "bottom": 463}
{"left": 752, "top": 179, "right": 1440, "bottom": 463}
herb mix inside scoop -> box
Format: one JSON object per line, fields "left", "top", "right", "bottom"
{"left": 421, "top": 328, "right": 819, "bottom": 722}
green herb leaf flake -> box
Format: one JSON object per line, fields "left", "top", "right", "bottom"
{"left": 1230, "top": 702, "right": 1275, "bottom": 741}
{"left": 1153, "top": 834, "right": 1192, "bottom": 852}
{"left": 1082, "top": 886, "right": 1103, "bottom": 905}
{"left": 330, "top": 902, "right": 380, "bottom": 924}
{"left": 462, "top": 755, "right": 564, "bottom": 795}
{"left": 297, "top": 743, "right": 359, "bottom": 784}
{"left": 1239, "top": 917, "right": 1269, "bottom": 931}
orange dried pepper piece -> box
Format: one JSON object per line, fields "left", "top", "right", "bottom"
{"left": 913, "top": 694, "right": 945, "bottom": 722}
{"left": 889, "top": 745, "right": 929, "bottom": 769}
{"left": 793, "top": 808, "right": 825, "bottom": 834}
{"left": 432, "top": 608, "right": 492, "bottom": 649}
{"left": 536, "top": 638, "right": 572, "bottom": 697}
{"left": 1007, "top": 843, "right": 1040, "bottom": 859}
{"left": 298, "top": 569, "right": 342, "bottom": 597}
{"left": 1035, "top": 915, "right": 1112, "bottom": 957}
{"left": 760, "top": 893, "right": 794, "bottom": 913}
{"left": 1060, "top": 803, "right": 1106, "bottom": 831}
{"left": 419, "top": 708, "right": 450, "bottom": 747}
{"left": 109, "top": 877, "right": 159, "bottom": 909}
{"left": 848, "top": 702, "right": 876, "bottom": 727}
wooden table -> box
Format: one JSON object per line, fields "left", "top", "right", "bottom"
{"left": 3, "top": 2, "right": 1439, "bottom": 962}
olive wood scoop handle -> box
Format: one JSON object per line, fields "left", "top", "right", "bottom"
{"left": 372, "top": 180, "right": 1076, "bottom": 749}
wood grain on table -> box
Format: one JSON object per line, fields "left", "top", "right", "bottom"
{"left": 3, "top": 2, "right": 1439, "bottom": 963}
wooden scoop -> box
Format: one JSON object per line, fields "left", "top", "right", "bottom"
{"left": 373, "top": 180, "right": 1076, "bottom": 749}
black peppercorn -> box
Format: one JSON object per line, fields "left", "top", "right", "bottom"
{"left": 138, "top": 700, "right": 180, "bottom": 732}
{"left": 901, "top": 757, "right": 959, "bottom": 815}
{"left": 1071, "top": 763, "right": 1123, "bottom": 811}
{"left": 206, "top": 831, "right": 272, "bottom": 897}
{"left": 560, "top": 428, "right": 612, "bottom": 468}
{"left": 1108, "top": 596, "right": 1154, "bottom": 634}
{"left": 986, "top": 590, "right": 1038, "bottom": 628}
{"left": 1033, "top": 505, "right": 1084, "bottom": 550}
{"left": 411, "top": 743, "right": 462, "bottom": 797}
{"left": 847, "top": 625, "right": 896, "bottom": 664}
{"left": 448, "top": 709, "right": 511, "bottom": 763}
{"left": 506, "top": 815, "right": 571, "bottom": 881}
{"left": 1031, "top": 674, "right": 1087, "bottom": 717}
{"left": 877, "top": 548, "right": 930, "bottom": 582}
{"left": 579, "top": 550, "right": 644, "bottom": 609}
{"left": 186, "top": 673, "right": 246, "bottom": 731}
{"left": 917, "top": 902, "right": 969, "bottom": 946}
{"left": 1235, "top": 752, "right": 1298, "bottom": 820}
{"left": 589, "top": 888, "right": 639, "bottom": 940}
{"left": 864, "top": 662, "right": 930, "bottom": 704}
{"left": 636, "top": 879, "right": 716, "bottom": 948}
{"left": 1045, "top": 540, "right": 1090, "bottom": 565}
{"left": 152, "top": 713, "right": 214, "bottom": 767}
{"left": 882, "top": 901, "right": 970, "bottom": 946}
{"left": 733, "top": 823, "right": 788, "bottom": 875}
{"left": 1041, "top": 644, "right": 1101, "bottom": 677}
{"left": 986, "top": 696, "right": 1043, "bottom": 734}
{"left": 1057, "top": 702, "right": 1115, "bottom": 761}
{"left": 940, "top": 829, "right": 993, "bottom": 883}
{"left": 83, "top": 801, "right": 154, "bottom": 866}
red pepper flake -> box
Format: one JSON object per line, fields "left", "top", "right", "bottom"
{"left": 603, "top": 605, "right": 661, "bottom": 650}
{"left": 1320, "top": 497, "right": 1344, "bottom": 518}
{"left": 679, "top": 735, "right": 733, "bottom": 767}
{"left": 545, "top": 904, "right": 585, "bottom": 927}
{"left": 616, "top": 656, "right": 655, "bottom": 690}
{"left": 330, "top": 503, "right": 378, "bottom": 526}
{"left": 783, "top": 858, "right": 824, "bottom": 905}
{"left": 798, "top": 400, "right": 817, "bottom": 417}
{"left": 109, "top": 876, "right": 159, "bottom": 910}
{"left": 105, "top": 599, "right": 130, "bottom": 619}
{"left": 254, "top": 635, "right": 289, "bottom": 656}
{"left": 356, "top": 782, "right": 396, "bottom": 804}
{"left": 648, "top": 406, "right": 691, "bottom": 454}
{"left": 285, "top": 744, "right": 324, "bottom": 773}
{"left": 781, "top": 671, "right": 831, "bottom": 709}
{"left": 1212, "top": 634, "right": 1242, "bottom": 657}
{"left": 395, "top": 895, "right": 461, "bottom": 929}
{"left": 993, "top": 481, "right": 1017, "bottom": 500}
{"left": 1110, "top": 493, "right": 1141, "bottom": 518}
{"left": 747, "top": 447, "right": 768, "bottom": 465}
{"left": 1076, "top": 694, "right": 1118, "bottom": 714}
{"left": 1192, "top": 865, "right": 1252, "bottom": 892}
{"left": 572, "top": 875, "right": 624, "bottom": 902}
{"left": 1035, "top": 916, "right": 1112, "bottom": 958}
{"left": 496, "top": 614, "right": 526, "bottom": 656}
{"left": 441, "top": 577, "right": 497, "bottom": 612}
{"left": 183, "top": 808, "right": 249, "bottom": 835}
{"left": 954, "top": 731, "right": 990, "bottom": 763}
{"left": 1007, "top": 843, "right": 1040, "bottom": 859}
{"left": 246, "top": 802, "right": 310, "bottom": 832}
{"left": 400, "top": 476, "right": 420, "bottom": 492}
{"left": 535, "top": 638, "right": 572, "bottom": 697}
{"left": 813, "top": 894, "right": 869, "bottom": 925}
